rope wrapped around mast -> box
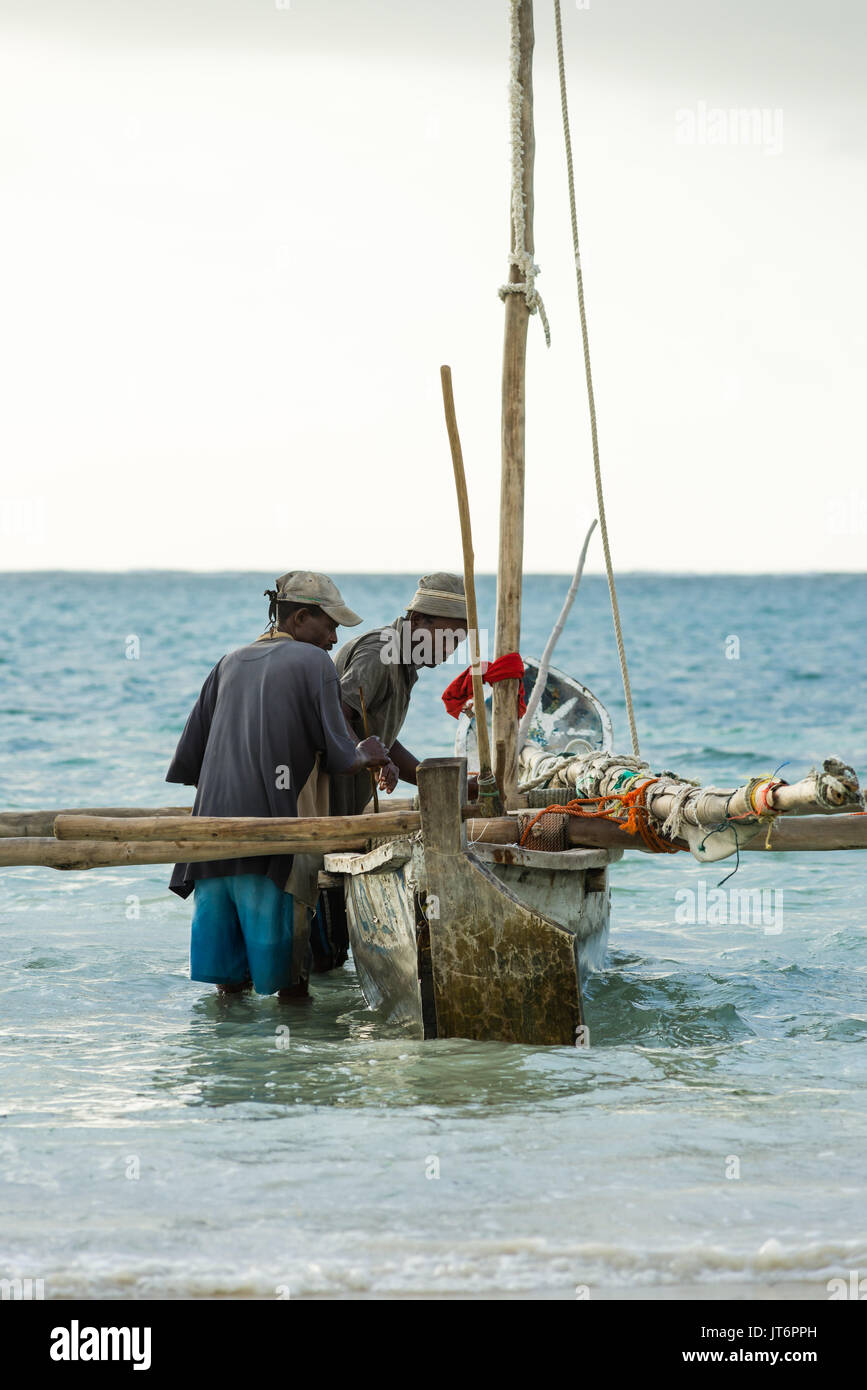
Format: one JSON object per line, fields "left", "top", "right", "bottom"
{"left": 498, "top": 0, "right": 551, "bottom": 345}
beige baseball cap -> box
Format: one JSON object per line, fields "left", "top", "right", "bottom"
{"left": 269, "top": 571, "right": 362, "bottom": 626}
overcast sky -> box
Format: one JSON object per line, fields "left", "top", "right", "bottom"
{"left": 1, "top": 0, "right": 865, "bottom": 572}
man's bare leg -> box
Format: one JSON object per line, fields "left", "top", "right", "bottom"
{"left": 277, "top": 978, "right": 310, "bottom": 1001}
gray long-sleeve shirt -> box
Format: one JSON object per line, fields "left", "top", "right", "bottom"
{"left": 166, "top": 637, "right": 359, "bottom": 897}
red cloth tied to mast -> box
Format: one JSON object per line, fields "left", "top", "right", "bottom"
{"left": 441, "top": 653, "right": 526, "bottom": 719}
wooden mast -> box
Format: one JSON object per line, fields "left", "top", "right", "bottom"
{"left": 493, "top": 0, "right": 535, "bottom": 808}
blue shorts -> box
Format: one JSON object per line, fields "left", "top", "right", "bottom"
{"left": 190, "top": 874, "right": 304, "bottom": 995}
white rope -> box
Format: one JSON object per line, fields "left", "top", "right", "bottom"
{"left": 498, "top": 0, "right": 551, "bottom": 346}
{"left": 570, "top": 751, "right": 650, "bottom": 798}
{"left": 553, "top": 0, "right": 640, "bottom": 757}
{"left": 660, "top": 783, "right": 699, "bottom": 842}
{"left": 518, "top": 516, "right": 596, "bottom": 744}
{"left": 517, "top": 752, "right": 575, "bottom": 792}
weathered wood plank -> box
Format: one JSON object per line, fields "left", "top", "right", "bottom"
{"left": 54, "top": 810, "right": 421, "bottom": 843}
{"left": 419, "top": 757, "right": 583, "bottom": 1046}
{"left": 471, "top": 843, "right": 619, "bottom": 872}
{"left": 342, "top": 862, "right": 425, "bottom": 1031}
{"left": 323, "top": 840, "right": 413, "bottom": 876}
{"left": 0, "top": 807, "right": 192, "bottom": 838}
{"left": 0, "top": 836, "right": 369, "bottom": 869}
{"left": 564, "top": 812, "right": 867, "bottom": 853}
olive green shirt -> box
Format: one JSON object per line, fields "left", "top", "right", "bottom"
{"left": 331, "top": 617, "right": 419, "bottom": 816}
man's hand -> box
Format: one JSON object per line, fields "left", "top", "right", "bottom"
{"left": 354, "top": 736, "right": 391, "bottom": 772}
{"left": 467, "top": 773, "right": 479, "bottom": 801}
{"left": 376, "top": 760, "right": 400, "bottom": 794}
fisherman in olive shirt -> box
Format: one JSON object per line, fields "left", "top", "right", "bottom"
{"left": 310, "top": 574, "right": 473, "bottom": 971}
{"left": 331, "top": 572, "right": 473, "bottom": 815}
{"left": 166, "top": 572, "right": 391, "bottom": 999}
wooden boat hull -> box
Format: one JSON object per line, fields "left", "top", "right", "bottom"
{"left": 325, "top": 767, "right": 621, "bottom": 1045}
{"left": 325, "top": 659, "right": 619, "bottom": 1045}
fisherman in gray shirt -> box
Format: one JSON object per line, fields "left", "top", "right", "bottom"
{"left": 166, "top": 572, "right": 391, "bottom": 999}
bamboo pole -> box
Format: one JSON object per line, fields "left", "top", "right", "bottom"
{"left": 643, "top": 769, "right": 858, "bottom": 822}
{"left": 518, "top": 749, "right": 861, "bottom": 826}
{"left": 493, "top": 0, "right": 535, "bottom": 810}
{"left": 440, "top": 364, "right": 502, "bottom": 817}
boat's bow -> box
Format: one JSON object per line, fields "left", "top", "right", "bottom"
{"left": 455, "top": 657, "right": 613, "bottom": 778}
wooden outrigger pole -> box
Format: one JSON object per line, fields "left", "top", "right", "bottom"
{"left": 493, "top": 0, "right": 537, "bottom": 809}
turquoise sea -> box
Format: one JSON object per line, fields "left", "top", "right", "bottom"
{"left": 0, "top": 572, "right": 865, "bottom": 1299}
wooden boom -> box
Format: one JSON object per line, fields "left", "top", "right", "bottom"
{"left": 1, "top": 814, "right": 865, "bottom": 870}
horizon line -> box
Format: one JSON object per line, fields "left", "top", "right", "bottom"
{"left": 0, "top": 569, "right": 864, "bottom": 580}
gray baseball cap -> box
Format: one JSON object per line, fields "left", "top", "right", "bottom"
{"left": 269, "top": 571, "right": 362, "bottom": 626}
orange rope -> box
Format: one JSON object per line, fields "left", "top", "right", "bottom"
{"left": 520, "top": 778, "right": 687, "bottom": 854}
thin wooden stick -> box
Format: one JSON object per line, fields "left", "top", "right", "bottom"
{"left": 440, "top": 364, "right": 501, "bottom": 817}
{"left": 358, "top": 685, "right": 379, "bottom": 813}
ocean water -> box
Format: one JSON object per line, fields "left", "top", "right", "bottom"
{"left": 0, "top": 571, "right": 865, "bottom": 1300}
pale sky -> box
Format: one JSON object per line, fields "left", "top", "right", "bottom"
{"left": 1, "top": 0, "right": 865, "bottom": 573}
